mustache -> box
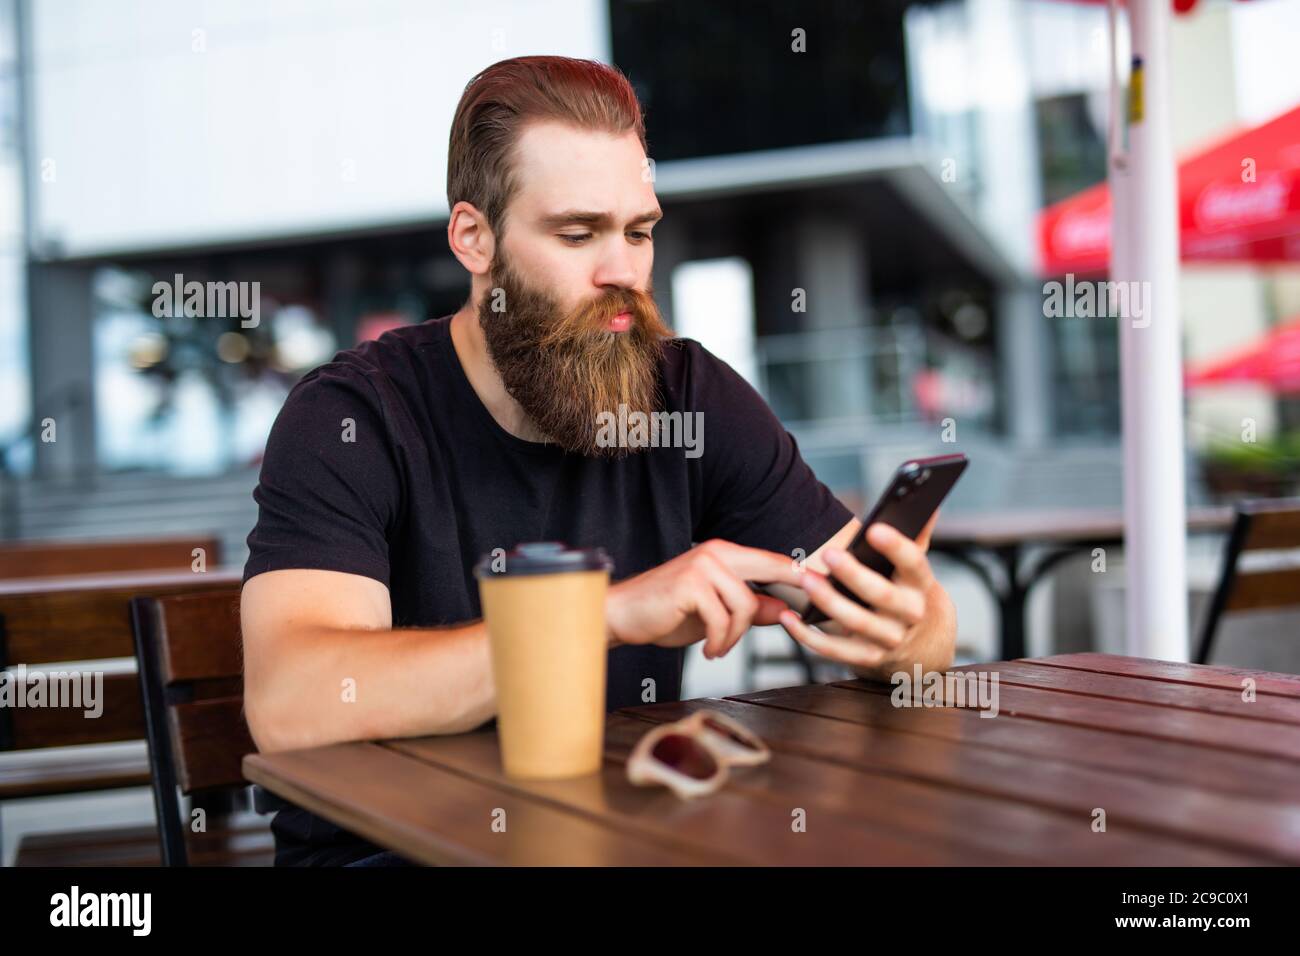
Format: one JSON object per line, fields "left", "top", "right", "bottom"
{"left": 535, "top": 286, "right": 662, "bottom": 349}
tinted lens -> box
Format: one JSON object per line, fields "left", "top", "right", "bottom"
{"left": 651, "top": 733, "right": 719, "bottom": 780}
{"left": 701, "top": 716, "right": 760, "bottom": 750}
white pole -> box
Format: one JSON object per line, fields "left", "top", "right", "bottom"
{"left": 1112, "top": 0, "right": 1188, "bottom": 660}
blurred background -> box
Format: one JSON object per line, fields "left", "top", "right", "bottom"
{"left": 2, "top": 1, "right": 1300, "bottom": 856}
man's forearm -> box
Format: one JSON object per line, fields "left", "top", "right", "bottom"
{"left": 246, "top": 620, "right": 496, "bottom": 752}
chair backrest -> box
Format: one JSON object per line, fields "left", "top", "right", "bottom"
{"left": 0, "top": 568, "right": 243, "bottom": 754}
{"left": 1195, "top": 498, "right": 1300, "bottom": 665}
{"left": 0, "top": 535, "right": 221, "bottom": 581}
{"left": 131, "top": 588, "right": 256, "bottom": 866}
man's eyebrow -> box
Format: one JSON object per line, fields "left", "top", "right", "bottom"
{"left": 538, "top": 208, "right": 664, "bottom": 228}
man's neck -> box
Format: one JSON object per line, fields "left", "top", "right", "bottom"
{"left": 449, "top": 306, "right": 551, "bottom": 444}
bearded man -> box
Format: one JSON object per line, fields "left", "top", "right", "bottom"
{"left": 241, "top": 55, "right": 957, "bottom": 866}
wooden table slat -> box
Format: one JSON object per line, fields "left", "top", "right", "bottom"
{"left": 747, "top": 682, "right": 1300, "bottom": 801}
{"left": 243, "top": 742, "right": 713, "bottom": 866}
{"left": 859, "top": 660, "right": 1300, "bottom": 725}
{"left": 826, "top": 675, "right": 1300, "bottom": 760}
{"left": 1025, "top": 652, "right": 1300, "bottom": 699}
{"left": 385, "top": 731, "right": 988, "bottom": 866}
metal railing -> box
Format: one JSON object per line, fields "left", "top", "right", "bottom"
{"left": 754, "top": 324, "right": 930, "bottom": 431}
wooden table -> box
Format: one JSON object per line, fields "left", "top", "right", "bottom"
{"left": 242, "top": 652, "right": 1300, "bottom": 865}
{"left": 931, "top": 506, "right": 1234, "bottom": 660}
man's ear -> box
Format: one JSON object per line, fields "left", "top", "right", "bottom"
{"left": 447, "top": 200, "right": 494, "bottom": 276}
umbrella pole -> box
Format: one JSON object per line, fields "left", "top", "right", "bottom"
{"left": 1113, "top": 0, "right": 1189, "bottom": 660}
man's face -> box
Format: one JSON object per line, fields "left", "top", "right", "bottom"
{"left": 477, "top": 121, "right": 673, "bottom": 458}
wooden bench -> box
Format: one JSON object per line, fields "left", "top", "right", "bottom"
{"left": 0, "top": 534, "right": 221, "bottom": 581}
{"left": 0, "top": 567, "right": 243, "bottom": 863}
{"left": 15, "top": 586, "right": 273, "bottom": 866}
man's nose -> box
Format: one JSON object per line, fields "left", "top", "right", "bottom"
{"left": 591, "top": 237, "right": 639, "bottom": 290}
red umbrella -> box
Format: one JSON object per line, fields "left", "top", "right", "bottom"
{"left": 1063, "top": 0, "right": 1211, "bottom": 12}
{"left": 1040, "top": 104, "right": 1300, "bottom": 275}
{"left": 1185, "top": 317, "right": 1300, "bottom": 393}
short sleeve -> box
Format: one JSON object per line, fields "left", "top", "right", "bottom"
{"left": 243, "top": 363, "right": 403, "bottom": 587}
{"left": 687, "top": 341, "right": 853, "bottom": 558}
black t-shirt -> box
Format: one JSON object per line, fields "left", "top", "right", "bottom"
{"left": 242, "top": 314, "right": 852, "bottom": 865}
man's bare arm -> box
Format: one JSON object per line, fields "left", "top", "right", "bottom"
{"left": 241, "top": 569, "right": 497, "bottom": 752}
{"left": 242, "top": 539, "right": 809, "bottom": 752}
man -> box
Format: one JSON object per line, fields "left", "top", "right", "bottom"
{"left": 241, "top": 55, "right": 957, "bottom": 866}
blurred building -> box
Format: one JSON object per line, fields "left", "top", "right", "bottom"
{"left": 2, "top": 0, "right": 1299, "bottom": 565}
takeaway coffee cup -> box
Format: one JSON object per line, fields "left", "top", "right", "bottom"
{"left": 474, "top": 542, "right": 614, "bottom": 779}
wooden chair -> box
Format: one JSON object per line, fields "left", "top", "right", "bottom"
{"left": 0, "top": 567, "right": 242, "bottom": 864}
{"left": 0, "top": 535, "right": 221, "bottom": 581}
{"left": 1195, "top": 499, "right": 1300, "bottom": 667}
{"left": 129, "top": 589, "right": 273, "bottom": 866}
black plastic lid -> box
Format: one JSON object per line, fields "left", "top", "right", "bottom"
{"left": 473, "top": 541, "right": 613, "bottom": 578}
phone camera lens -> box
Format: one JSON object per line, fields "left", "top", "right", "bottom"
{"left": 918, "top": 469, "right": 931, "bottom": 484}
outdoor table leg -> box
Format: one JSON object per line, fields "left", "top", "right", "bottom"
{"left": 993, "top": 545, "right": 1029, "bottom": 660}
{"left": 998, "top": 541, "right": 1120, "bottom": 662}
{"left": 929, "top": 544, "right": 1023, "bottom": 661}
{"left": 933, "top": 543, "right": 1087, "bottom": 662}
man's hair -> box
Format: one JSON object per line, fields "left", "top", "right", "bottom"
{"left": 447, "top": 56, "right": 647, "bottom": 240}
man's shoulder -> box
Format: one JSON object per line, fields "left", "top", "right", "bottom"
{"left": 658, "top": 335, "right": 720, "bottom": 386}
{"left": 288, "top": 315, "right": 453, "bottom": 404}
{"left": 659, "top": 334, "right": 706, "bottom": 364}
{"left": 658, "top": 335, "right": 755, "bottom": 409}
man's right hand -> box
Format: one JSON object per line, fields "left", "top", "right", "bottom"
{"left": 604, "top": 539, "right": 805, "bottom": 659}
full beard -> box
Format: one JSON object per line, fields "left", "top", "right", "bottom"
{"left": 477, "top": 250, "right": 674, "bottom": 458}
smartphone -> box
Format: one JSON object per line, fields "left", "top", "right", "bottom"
{"left": 758, "top": 453, "right": 968, "bottom": 626}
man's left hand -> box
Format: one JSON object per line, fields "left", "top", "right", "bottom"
{"left": 778, "top": 512, "right": 956, "bottom": 679}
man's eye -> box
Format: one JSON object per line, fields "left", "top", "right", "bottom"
{"left": 628, "top": 231, "right": 652, "bottom": 242}
{"left": 559, "top": 233, "right": 591, "bottom": 244}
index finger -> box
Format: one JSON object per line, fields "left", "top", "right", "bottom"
{"left": 701, "top": 540, "right": 805, "bottom": 587}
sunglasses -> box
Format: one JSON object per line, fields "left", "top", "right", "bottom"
{"left": 625, "top": 710, "right": 771, "bottom": 799}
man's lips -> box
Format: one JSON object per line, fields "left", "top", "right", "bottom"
{"left": 607, "top": 311, "right": 632, "bottom": 333}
